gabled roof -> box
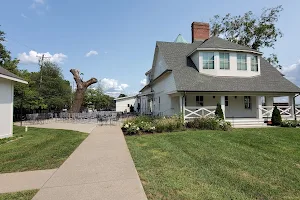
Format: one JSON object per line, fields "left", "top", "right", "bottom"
{"left": 174, "top": 34, "right": 188, "bottom": 43}
{"left": 155, "top": 39, "right": 300, "bottom": 93}
{"left": 188, "top": 36, "right": 262, "bottom": 56}
{"left": 0, "top": 67, "right": 28, "bottom": 84}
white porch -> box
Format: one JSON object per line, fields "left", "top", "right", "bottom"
{"left": 176, "top": 94, "right": 300, "bottom": 122}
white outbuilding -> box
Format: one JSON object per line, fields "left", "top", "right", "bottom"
{"left": 115, "top": 95, "right": 138, "bottom": 113}
{"left": 0, "top": 67, "right": 28, "bottom": 138}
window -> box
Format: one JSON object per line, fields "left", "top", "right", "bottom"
{"left": 237, "top": 54, "right": 247, "bottom": 70}
{"left": 219, "top": 53, "right": 230, "bottom": 69}
{"left": 196, "top": 96, "right": 204, "bottom": 106}
{"left": 225, "top": 96, "right": 229, "bottom": 106}
{"left": 244, "top": 96, "right": 251, "bottom": 109}
{"left": 203, "top": 52, "right": 214, "bottom": 69}
{"left": 251, "top": 55, "right": 258, "bottom": 71}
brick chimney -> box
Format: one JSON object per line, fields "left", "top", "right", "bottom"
{"left": 191, "top": 22, "right": 210, "bottom": 42}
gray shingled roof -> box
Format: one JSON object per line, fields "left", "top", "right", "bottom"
{"left": 188, "top": 36, "right": 262, "bottom": 55}
{"left": 156, "top": 38, "right": 300, "bottom": 93}
{"left": 0, "top": 66, "right": 25, "bottom": 81}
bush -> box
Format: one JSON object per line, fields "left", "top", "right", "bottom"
{"left": 219, "top": 120, "right": 232, "bottom": 131}
{"left": 154, "top": 115, "right": 184, "bottom": 133}
{"left": 122, "top": 115, "right": 183, "bottom": 134}
{"left": 281, "top": 120, "right": 297, "bottom": 128}
{"left": 271, "top": 106, "right": 282, "bottom": 126}
{"left": 215, "top": 103, "right": 224, "bottom": 120}
{"left": 186, "top": 117, "right": 232, "bottom": 131}
{"left": 186, "top": 117, "right": 218, "bottom": 130}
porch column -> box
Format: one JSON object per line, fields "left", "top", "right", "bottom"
{"left": 179, "top": 95, "right": 185, "bottom": 121}
{"left": 256, "top": 96, "right": 263, "bottom": 119}
{"left": 289, "top": 95, "right": 295, "bottom": 118}
{"left": 220, "top": 96, "right": 226, "bottom": 119}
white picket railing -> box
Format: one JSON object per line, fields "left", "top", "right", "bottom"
{"left": 261, "top": 106, "right": 293, "bottom": 118}
{"left": 296, "top": 106, "right": 300, "bottom": 116}
{"left": 184, "top": 106, "right": 215, "bottom": 119}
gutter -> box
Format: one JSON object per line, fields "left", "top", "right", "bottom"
{"left": 186, "top": 48, "right": 263, "bottom": 57}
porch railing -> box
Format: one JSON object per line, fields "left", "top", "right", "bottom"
{"left": 184, "top": 106, "right": 215, "bottom": 119}
{"left": 260, "top": 106, "right": 295, "bottom": 118}
{"left": 296, "top": 106, "right": 300, "bottom": 116}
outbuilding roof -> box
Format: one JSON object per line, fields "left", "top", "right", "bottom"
{"left": 0, "top": 67, "right": 28, "bottom": 84}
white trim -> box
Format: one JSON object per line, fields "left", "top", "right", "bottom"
{"left": 187, "top": 48, "right": 263, "bottom": 57}
{"left": 0, "top": 74, "right": 28, "bottom": 84}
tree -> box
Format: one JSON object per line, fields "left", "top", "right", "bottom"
{"left": 271, "top": 106, "right": 282, "bottom": 126}
{"left": 70, "top": 69, "right": 97, "bottom": 113}
{"left": 210, "top": 5, "right": 283, "bottom": 66}
{"left": 118, "top": 93, "right": 127, "bottom": 98}
{"left": 38, "top": 62, "right": 72, "bottom": 111}
{"left": 215, "top": 103, "right": 224, "bottom": 120}
{"left": 83, "top": 85, "right": 115, "bottom": 111}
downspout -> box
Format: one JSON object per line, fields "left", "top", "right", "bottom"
{"left": 182, "top": 92, "right": 186, "bottom": 122}
{"left": 294, "top": 93, "right": 300, "bottom": 121}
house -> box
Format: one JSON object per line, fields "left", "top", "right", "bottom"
{"left": 139, "top": 22, "right": 300, "bottom": 125}
{"left": 0, "top": 67, "right": 28, "bottom": 138}
{"left": 115, "top": 95, "right": 139, "bottom": 113}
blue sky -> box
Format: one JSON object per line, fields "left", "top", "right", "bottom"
{"left": 1, "top": 0, "right": 300, "bottom": 98}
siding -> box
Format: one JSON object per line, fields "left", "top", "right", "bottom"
{"left": 115, "top": 97, "right": 137, "bottom": 112}
{"left": 0, "top": 78, "right": 13, "bottom": 138}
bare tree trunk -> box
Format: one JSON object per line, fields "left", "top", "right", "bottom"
{"left": 70, "top": 69, "right": 97, "bottom": 113}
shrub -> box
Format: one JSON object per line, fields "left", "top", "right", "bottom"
{"left": 271, "top": 106, "right": 282, "bottom": 126}
{"left": 218, "top": 120, "right": 232, "bottom": 131}
{"left": 281, "top": 120, "right": 297, "bottom": 128}
{"left": 138, "top": 121, "right": 156, "bottom": 133}
{"left": 186, "top": 117, "right": 232, "bottom": 131}
{"left": 154, "top": 115, "right": 183, "bottom": 133}
{"left": 186, "top": 117, "right": 218, "bottom": 130}
{"left": 215, "top": 103, "right": 224, "bottom": 120}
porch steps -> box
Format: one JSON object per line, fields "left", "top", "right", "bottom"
{"left": 226, "top": 118, "right": 267, "bottom": 128}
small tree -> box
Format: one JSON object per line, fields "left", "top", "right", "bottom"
{"left": 215, "top": 103, "right": 224, "bottom": 120}
{"left": 271, "top": 106, "right": 282, "bottom": 125}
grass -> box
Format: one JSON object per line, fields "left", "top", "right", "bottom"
{"left": 0, "top": 126, "right": 88, "bottom": 173}
{"left": 0, "top": 190, "right": 38, "bottom": 200}
{"left": 126, "top": 128, "right": 300, "bottom": 200}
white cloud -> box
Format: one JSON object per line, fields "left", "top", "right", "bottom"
{"left": 85, "top": 50, "right": 98, "bottom": 57}
{"left": 100, "top": 78, "right": 129, "bottom": 97}
{"left": 21, "top": 13, "right": 28, "bottom": 19}
{"left": 280, "top": 60, "right": 300, "bottom": 88}
{"left": 18, "top": 50, "right": 67, "bottom": 65}
{"left": 140, "top": 78, "right": 147, "bottom": 86}
{"left": 30, "top": 0, "right": 48, "bottom": 15}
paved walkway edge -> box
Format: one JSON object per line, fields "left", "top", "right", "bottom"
{"left": 33, "top": 126, "right": 147, "bottom": 200}
{"left": 0, "top": 169, "right": 57, "bottom": 193}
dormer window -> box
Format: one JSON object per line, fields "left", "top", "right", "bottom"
{"left": 219, "top": 53, "right": 230, "bottom": 70}
{"left": 203, "top": 52, "right": 214, "bottom": 69}
{"left": 251, "top": 55, "right": 258, "bottom": 71}
{"left": 237, "top": 54, "right": 247, "bottom": 70}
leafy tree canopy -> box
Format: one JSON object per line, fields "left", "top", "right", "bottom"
{"left": 210, "top": 5, "right": 283, "bottom": 67}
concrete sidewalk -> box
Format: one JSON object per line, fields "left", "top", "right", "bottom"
{"left": 0, "top": 169, "right": 57, "bottom": 193}
{"left": 33, "top": 126, "right": 147, "bottom": 200}
{"left": 21, "top": 122, "right": 97, "bottom": 133}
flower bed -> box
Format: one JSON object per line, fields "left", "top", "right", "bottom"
{"left": 122, "top": 115, "right": 231, "bottom": 135}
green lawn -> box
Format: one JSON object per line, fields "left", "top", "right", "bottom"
{"left": 126, "top": 128, "right": 300, "bottom": 200}
{"left": 0, "top": 190, "right": 38, "bottom": 200}
{"left": 0, "top": 126, "right": 88, "bottom": 173}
